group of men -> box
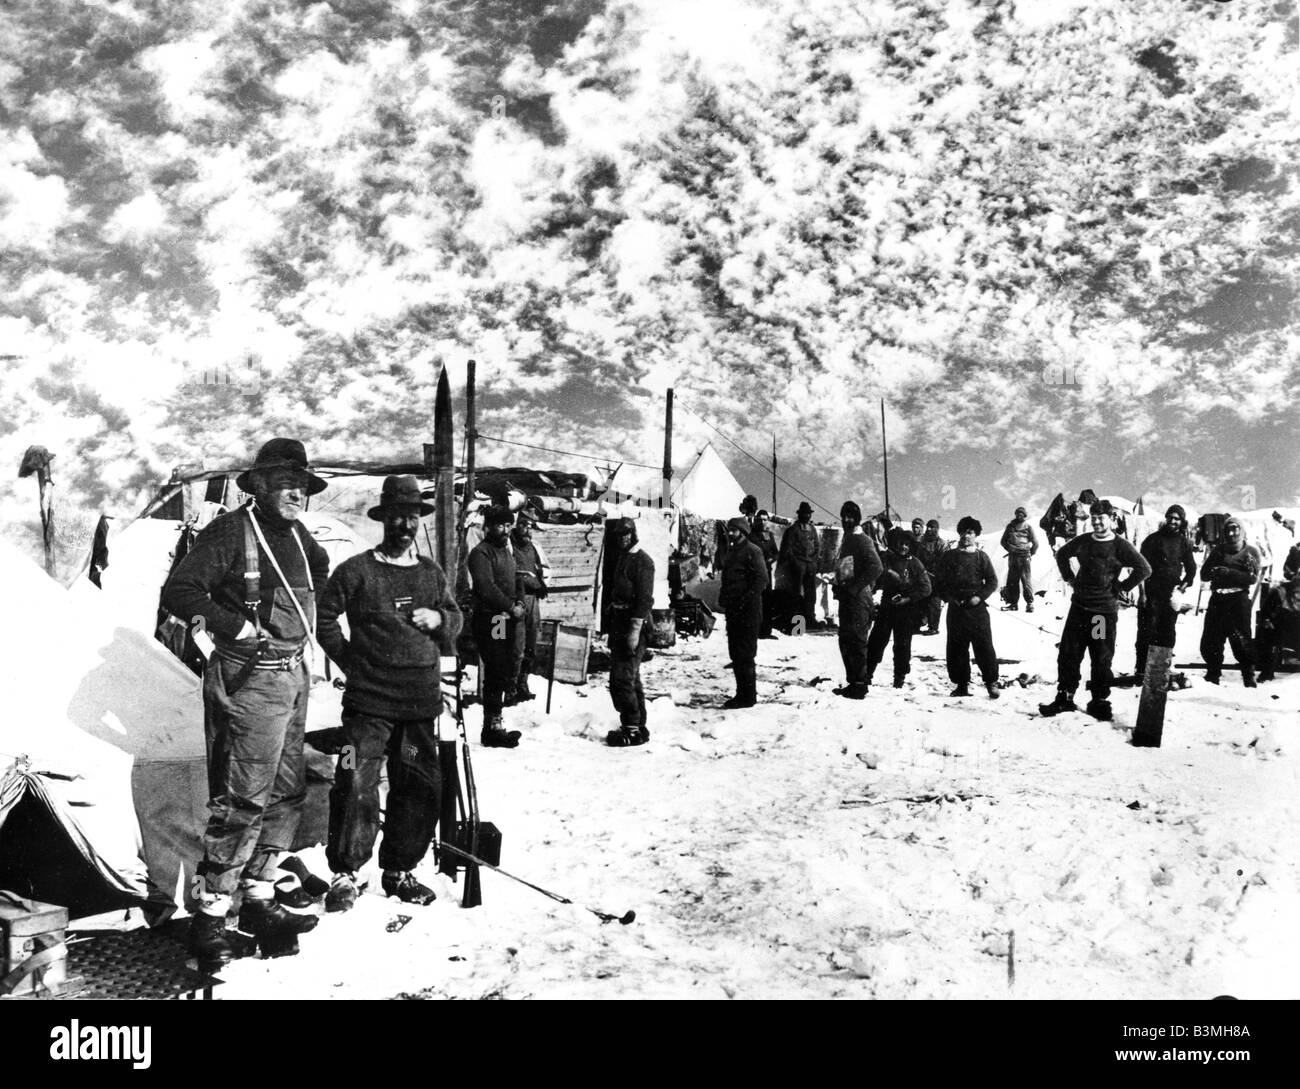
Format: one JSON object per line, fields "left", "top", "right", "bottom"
{"left": 159, "top": 436, "right": 1296, "bottom": 970}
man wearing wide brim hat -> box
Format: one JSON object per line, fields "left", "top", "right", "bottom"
{"left": 316, "top": 476, "right": 462, "bottom": 912}
{"left": 467, "top": 505, "right": 525, "bottom": 748}
{"left": 778, "top": 500, "right": 820, "bottom": 631}
{"left": 162, "top": 437, "right": 332, "bottom": 968}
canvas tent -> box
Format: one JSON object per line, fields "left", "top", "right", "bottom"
{"left": 0, "top": 539, "right": 206, "bottom": 924}
{"left": 671, "top": 442, "right": 747, "bottom": 521}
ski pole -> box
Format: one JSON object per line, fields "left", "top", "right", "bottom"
{"left": 435, "top": 841, "right": 636, "bottom": 925}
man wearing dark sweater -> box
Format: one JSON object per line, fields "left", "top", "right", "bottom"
{"left": 933, "top": 516, "right": 1000, "bottom": 698}
{"left": 914, "top": 519, "right": 947, "bottom": 635}
{"left": 161, "top": 438, "right": 330, "bottom": 966}
{"left": 316, "top": 476, "right": 463, "bottom": 911}
{"left": 602, "top": 517, "right": 656, "bottom": 745}
{"left": 833, "top": 501, "right": 884, "bottom": 699}
{"left": 508, "top": 510, "right": 548, "bottom": 703}
{"left": 1135, "top": 503, "right": 1197, "bottom": 677}
{"left": 1199, "top": 517, "right": 1261, "bottom": 686}
{"left": 468, "top": 506, "right": 525, "bottom": 748}
{"left": 999, "top": 506, "right": 1039, "bottom": 612}
{"left": 720, "top": 516, "right": 768, "bottom": 708}
{"left": 1041, "top": 501, "right": 1151, "bottom": 720}
{"left": 778, "top": 501, "right": 820, "bottom": 631}
{"left": 865, "top": 527, "right": 932, "bottom": 689}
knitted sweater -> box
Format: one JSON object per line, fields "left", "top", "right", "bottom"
{"left": 779, "top": 521, "right": 820, "bottom": 565}
{"left": 317, "top": 553, "right": 463, "bottom": 719}
{"left": 1200, "top": 543, "right": 1261, "bottom": 591}
{"left": 468, "top": 538, "right": 517, "bottom": 616}
{"left": 835, "top": 529, "right": 883, "bottom": 606}
{"left": 162, "top": 506, "right": 330, "bottom": 655}
{"left": 1055, "top": 533, "right": 1151, "bottom": 614}
{"left": 1139, "top": 529, "right": 1197, "bottom": 596}
{"left": 934, "top": 547, "right": 998, "bottom": 607}
{"left": 603, "top": 545, "right": 655, "bottom": 635}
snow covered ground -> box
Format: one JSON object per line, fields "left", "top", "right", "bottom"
{"left": 214, "top": 585, "right": 1299, "bottom": 1000}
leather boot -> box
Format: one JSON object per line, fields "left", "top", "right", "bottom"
{"left": 481, "top": 715, "right": 521, "bottom": 748}
{"left": 238, "top": 896, "right": 319, "bottom": 949}
{"left": 188, "top": 911, "right": 254, "bottom": 970}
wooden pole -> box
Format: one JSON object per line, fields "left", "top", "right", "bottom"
{"left": 432, "top": 367, "right": 456, "bottom": 572}
{"left": 662, "top": 388, "right": 673, "bottom": 507}
{"left": 771, "top": 433, "right": 777, "bottom": 516}
{"left": 880, "top": 399, "right": 890, "bottom": 521}
{"left": 463, "top": 359, "right": 477, "bottom": 518}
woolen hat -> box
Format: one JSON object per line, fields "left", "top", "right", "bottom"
{"left": 367, "top": 475, "right": 434, "bottom": 521}
{"left": 886, "top": 527, "right": 913, "bottom": 553}
{"left": 726, "top": 516, "right": 751, "bottom": 533}
{"left": 956, "top": 516, "right": 982, "bottom": 536}
{"left": 1165, "top": 504, "right": 1187, "bottom": 521}
{"left": 608, "top": 516, "right": 636, "bottom": 534}
{"left": 1014, "top": 506, "right": 1027, "bottom": 518}
{"left": 236, "top": 437, "right": 327, "bottom": 496}
{"left": 484, "top": 505, "right": 514, "bottom": 527}
{"left": 840, "top": 501, "right": 862, "bottom": 521}
{"left": 926, "top": 519, "right": 939, "bottom": 529}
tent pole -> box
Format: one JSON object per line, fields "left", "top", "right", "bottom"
{"left": 771, "top": 433, "right": 777, "bottom": 516}
{"left": 880, "top": 398, "right": 890, "bottom": 520}
{"left": 464, "top": 359, "right": 476, "bottom": 519}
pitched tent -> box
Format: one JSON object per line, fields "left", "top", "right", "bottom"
{"left": 671, "top": 442, "right": 747, "bottom": 521}
{"left": 0, "top": 538, "right": 206, "bottom": 925}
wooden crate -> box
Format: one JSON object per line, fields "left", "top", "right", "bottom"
{"left": 0, "top": 891, "right": 68, "bottom": 997}
{"left": 537, "top": 621, "right": 592, "bottom": 684}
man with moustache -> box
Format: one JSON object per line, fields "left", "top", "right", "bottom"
{"left": 832, "top": 501, "right": 884, "bottom": 699}
{"left": 163, "top": 438, "right": 331, "bottom": 966}
{"left": 507, "top": 509, "right": 548, "bottom": 704}
{"left": 1134, "top": 503, "right": 1197, "bottom": 679}
{"left": 933, "top": 516, "right": 1001, "bottom": 698}
{"left": 316, "top": 476, "right": 463, "bottom": 912}
{"left": 468, "top": 506, "right": 525, "bottom": 748}
{"left": 778, "top": 500, "right": 821, "bottom": 631}
{"left": 914, "top": 518, "right": 947, "bottom": 635}
{"left": 603, "top": 517, "right": 656, "bottom": 744}
{"left": 719, "top": 516, "right": 768, "bottom": 708}
{"left": 1199, "top": 517, "right": 1261, "bottom": 687}
{"left": 999, "top": 506, "right": 1039, "bottom": 613}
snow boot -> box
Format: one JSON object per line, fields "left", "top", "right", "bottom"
{"left": 325, "top": 872, "right": 361, "bottom": 914}
{"left": 515, "top": 676, "right": 536, "bottom": 702}
{"left": 238, "top": 896, "right": 318, "bottom": 957}
{"left": 985, "top": 682, "right": 1001, "bottom": 700}
{"left": 606, "top": 724, "right": 649, "bottom": 747}
{"left": 892, "top": 676, "right": 906, "bottom": 689}
{"left": 1039, "top": 692, "right": 1077, "bottom": 717}
{"left": 481, "top": 716, "right": 521, "bottom": 748}
{"left": 382, "top": 870, "right": 436, "bottom": 905}
{"left": 188, "top": 911, "right": 254, "bottom": 971}
{"left": 1025, "top": 604, "right": 1034, "bottom": 613}
{"left": 721, "top": 693, "right": 757, "bottom": 709}
{"left": 833, "top": 682, "right": 868, "bottom": 700}
{"left": 1204, "top": 671, "right": 1221, "bottom": 686}
{"left": 1242, "top": 668, "right": 1257, "bottom": 689}
{"left": 1085, "top": 698, "right": 1113, "bottom": 722}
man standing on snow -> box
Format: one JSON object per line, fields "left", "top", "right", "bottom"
{"left": 316, "top": 476, "right": 462, "bottom": 913}
{"left": 999, "top": 506, "right": 1039, "bottom": 612}
{"left": 1134, "top": 503, "right": 1197, "bottom": 678}
{"left": 778, "top": 500, "right": 820, "bottom": 631}
{"left": 162, "top": 437, "right": 330, "bottom": 967}
{"left": 1258, "top": 543, "right": 1300, "bottom": 683}
{"left": 1199, "top": 517, "right": 1261, "bottom": 687}
{"left": 719, "top": 516, "right": 768, "bottom": 708}
{"left": 468, "top": 506, "right": 525, "bottom": 748}
{"left": 864, "top": 527, "right": 931, "bottom": 689}
{"left": 1040, "top": 500, "right": 1152, "bottom": 720}
{"left": 508, "top": 509, "right": 548, "bottom": 704}
{"left": 933, "top": 516, "right": 1000, "bottom": 699}
{"left": 751, "top": 509, "right": 780, "bottom": 638}
{"left": 914, "top": 518, "right": 946, "bottom": 635}
{"left": 832, "top": 501, "right": 883, "bottom": 699}
{"left": 602, "top": 517, "right": 656, "bottom": 745}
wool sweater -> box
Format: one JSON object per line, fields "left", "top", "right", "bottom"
{"left": 1139, "top": 528, "right": 1197, "bottom": 596}
{"left": 1200, "top": 543, "right": 1261, "bottom": 591}
{"left": 162, "top": 505, "right": 330, "bottom": 654}
{"left": 1055, "top": 533, "right": 1151, "bottom": 614}
{"left": 317, "top": 552, "right": 462, "bottom": 719}
{"left": 876, "top": 552, "right": 932, "bottom": 607}
{"left": 779, "top": 521, "right": 820, "bottom": 565}
{"left": 603, "top": 545, "right": 655, "bottom": 634}
{"left": 468, "top": 537, "right": 517, "bottom": 616}
{"left": 934, "top": 547, "right": 998, "bottom": 607}
{"left": 835, "top": 529, "right": 884, "bottom": 606}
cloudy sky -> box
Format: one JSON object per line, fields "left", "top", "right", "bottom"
{"left": 1, "top": 0, "right": 1296, "bottom": 550}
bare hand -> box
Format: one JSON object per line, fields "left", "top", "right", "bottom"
{"left": 410, "top": 607, "right": 441, "bottom": 632}
{"left": 968, "top": 596, "right": 981, "bottom": 607}
{"left": 509, "top": 602, "right": 525, "bottom": 619}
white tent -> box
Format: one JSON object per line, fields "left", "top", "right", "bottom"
{"left": 0, "top": 538, "right": 206, "bottom": 924}
{"left": 671, "top": 442, "right": 747, "bottom": 521}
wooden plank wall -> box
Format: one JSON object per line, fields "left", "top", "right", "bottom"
{"left": 536, "top": 522, "right": 604, "bottom": 626}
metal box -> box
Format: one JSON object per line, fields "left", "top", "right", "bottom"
{"left": 0, "top": 891, "right": 68, "bottom": 998}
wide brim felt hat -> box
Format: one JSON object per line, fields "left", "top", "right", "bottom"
{"left": 236, "top": 437, "right": 328, "bottom": 496}
{"left": 367, "top": 475, "right": 435, "bottom": 520}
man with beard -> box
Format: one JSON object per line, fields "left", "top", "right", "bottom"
{"left": 162, "top": 438, "right": 331, "bottom": 967}
{"left": 1040, "top": 500, "right": 1152, "bottom": 720}
{"left": 751, "top": 508, "right": 780, "bottom": 638}
{"left": 1199, "top": 517, "right": 1261, "bottom": 687}
{"left": 508, "top": 509, "right": 548, "bottom": 704}
{"left": 933, "top": 516, "right": 1001, "bottom": 699}
{"left": 778, "top": 500, "right": 820, "bottom": 631}
{"left": 1135, "top": 504, "right": 1197, "bottom": 679}
{"left": 832, "top": 501, "right": 884, "bottom": 699}
{"left": 316, "top": 476, "right": 462, "bottom": 912}
{"left": 864, "top": 527, "right": 931, "bottom": 689}
{"left": 914, "top": 519, "right": 947, "bottom": 635}
{"left": 602, "top": 517, "right": 655, "bottom": 744}
{"left": 999, "top": 506, "right": 1039, "bottom": 612}
{"left": 719, "top": 517, "right": 768, "bottom": 708}
{"left": 467, "top": 506, "right": 525, "bottom": 748}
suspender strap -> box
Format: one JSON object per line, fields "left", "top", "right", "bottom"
{"left": 247, "top": 507, "right": 318, "bottom": 656}
{"left": 241, "top": 507, "right": 262, "bottom": 637}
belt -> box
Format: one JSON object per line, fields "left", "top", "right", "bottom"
{"left": 1212, "top": 587, "right": 1247, "bottom": 596}
{"left": 217, "top": 645, "right": 306, "bottom": 672}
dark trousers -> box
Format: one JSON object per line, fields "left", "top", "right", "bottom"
{"left": 945, "top": 604, "right": 998, "bottom": 687}
{"left": 1258, "top": 607, "right": 1299, "bottom": 677}
{"left": 786, "top": 561, "right": 818, "bottom": 629}
{"left": 1057, "top": 603, "right": 1117, "bottom": 700}
{"left": 866, "top": 603, "right": 919, "bottom": 682}
{"left": 1200, "top": 592, "right": 1256, "bottom": 675}
{"left": 473, "top": 611, "right": 517, "bottom": 718}
{"left": 1135, "top": 593, "right": 1179, "bottom": 676}
{"left": 727, "top": 618, "right": 759, "bottom": 700}
{"left": 609, "top": 633, "right": 648, "bottom": 728}
{"left": 200, "top": 655, "right": 309, "bottom": 896}
{"left": 327, "top": 711, "right": 441, "bottom": 875}
{"left": 923, "top": 595, "right": 942, "bottom": 632}
{"left": 1006, "top": 555, "right": 1034, "bottom": 607}
{"left": 838, "top": 596, "right": 872, "bottom": 685}
{"left": 510, "top": 593, "right": 540, "bottom": 689}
